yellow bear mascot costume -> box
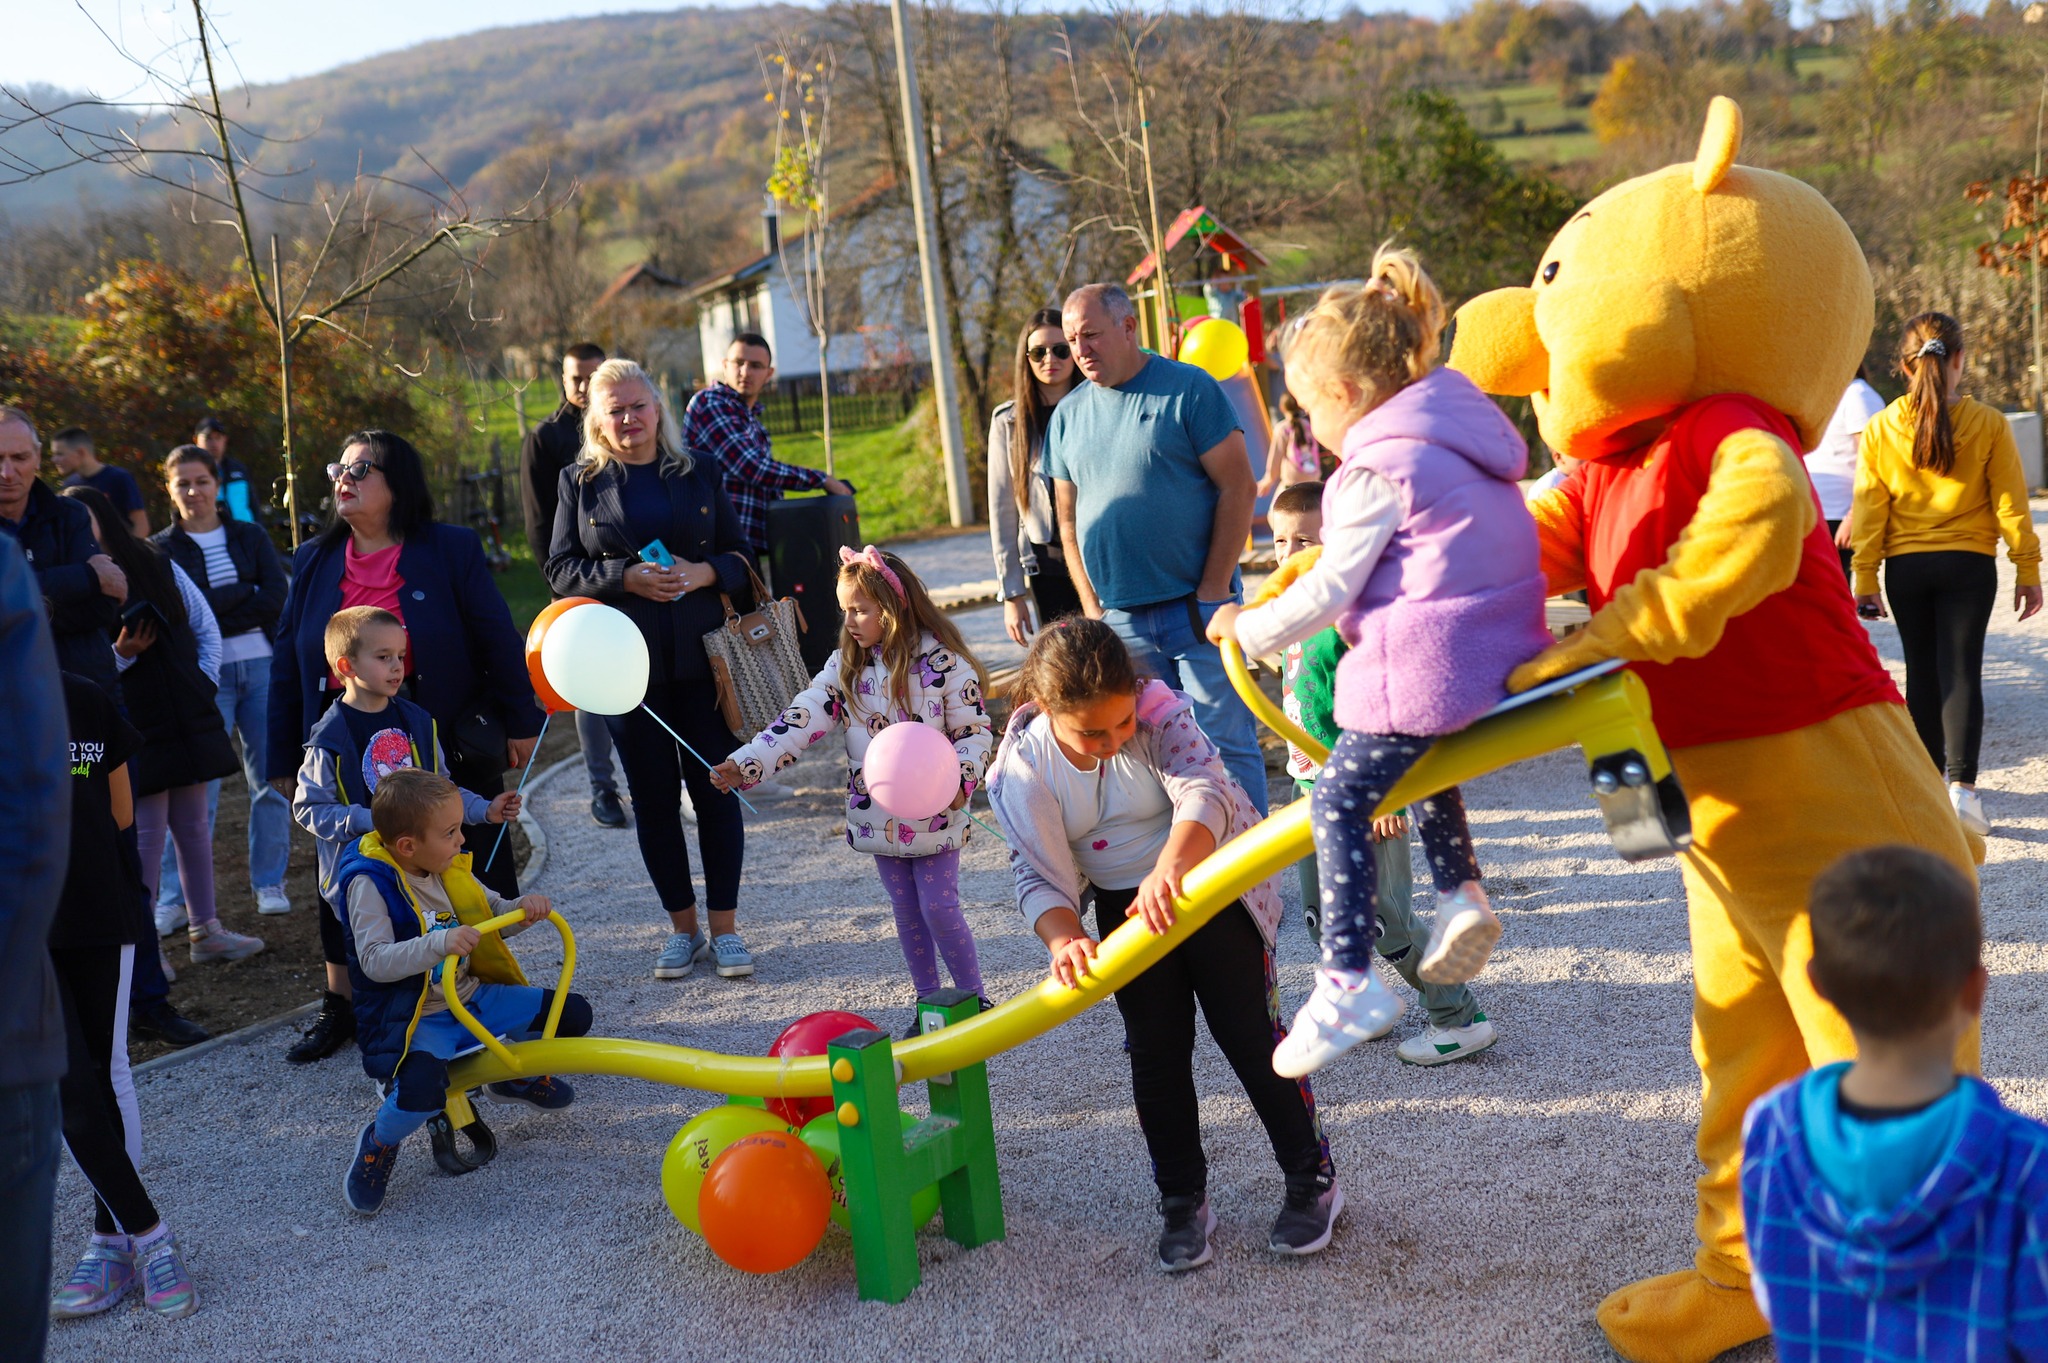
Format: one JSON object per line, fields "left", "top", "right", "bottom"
{"left": 1450, "top": 97, "right": 1981, "bottom": 1363}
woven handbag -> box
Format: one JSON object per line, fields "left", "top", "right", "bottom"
{"left": 701, "top": 563, "right": 813, "bottom": 737}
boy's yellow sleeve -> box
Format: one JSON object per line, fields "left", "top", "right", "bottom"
{"left": 1509, "top": 429, "right": 1812, "bottom": 690}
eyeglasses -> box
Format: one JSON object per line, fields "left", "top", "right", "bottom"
{"left": 1028, "top": 342, "right": 1072, "bottom": 363}
{"left": 326, "top": 458, "right": 381, "bottom": 483}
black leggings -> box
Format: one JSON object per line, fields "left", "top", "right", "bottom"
{"left": 608, "top": 676, "right": 745, "bottom": 918}
{"left": 1092, "top": 888, "right": 1333, "bottom": 1200}
{"left": 51, "top": 945, "right": 158, "bottom": 1237}
{"left": 1885, "top": 551, "right": 1996, "bottom": 785}
{"left": 1026, "top": 547, "right": 1084, "bottom": 626}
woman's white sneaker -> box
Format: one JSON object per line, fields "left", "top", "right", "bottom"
{"left": 1396, "top": 1013, "right": 1499, "bottom": 1067}
{"left": 1951, "top": 783, "right": 1990, "bottom": 836}
{"left": 1272, "top": 968, "right": 1405, "bottom": 1078}
{"left": 1417, "top": 882, "right": 1501, "bottom": 985}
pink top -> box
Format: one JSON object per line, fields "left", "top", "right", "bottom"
{"left": 329, "top": 539, "right": 410, "bottom": 687}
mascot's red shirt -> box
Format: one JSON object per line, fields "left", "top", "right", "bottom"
{"left": 1564, "top": 395, "right": 1901, "bottom": 749}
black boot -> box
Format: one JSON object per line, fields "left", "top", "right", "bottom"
{"left": 131, "top": 1000, "right": 211, "bottom": 1049}
{"left": 285, "top": 992, "right": 355, "bottom": 1064}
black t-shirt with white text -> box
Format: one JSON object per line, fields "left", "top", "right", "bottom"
{"left": 51, "top": 671, "right": 150, "bottom": 950}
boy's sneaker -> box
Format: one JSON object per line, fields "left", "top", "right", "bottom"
{"left": 654, "top": 931, "right": 707, "bottom": 980}
{"left": 131, "top": 1000, "right": 209, "bottom": 1048}
{"left": 1951, "top": 783, "right": 1991, "bottom": 836}
{"left": 255, "top": 884, "right": 292, "bottom": 915}
{"left": 49, "top": 1237, "right": 134, "bottom": 1318}
{"left": 1269, "top": 1183, "right": 1345, "bottom": 1256}
{"left": 1417, "top": 883, "right": 1501, "bottom": 985}
{"left": 187, "top": 919, "right": 265, "bottom": 964}
{"left": 709, "top": 933, "right": 754, "bottom": 978}
{"left": 1272, "top": 967, "right": 1405, "bottom": 1078}
{"left": 134, "top": 1231, "right": 197, "bottom": 1318}
{"left": 1397, "top": 1013, "right": 1499, "bottom": 1067}
{"left": 344, "top": 1122, "right": 400, "bottom": 1216}
{"left": 154, "top": 901, "right": 188, "bottom": 936}
{"left": 1156, "top": 1194, "right": 1216, "bottom": 1273}
{"left": 485, "top": 1075, "right": 576, "bottom": 1110}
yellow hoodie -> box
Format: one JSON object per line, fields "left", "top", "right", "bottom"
{"left": 1850, "top": 395, "right": 2040, "bottom": 595}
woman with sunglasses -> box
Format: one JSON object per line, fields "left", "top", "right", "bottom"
{"left": 988, "top": 307, "right": 1084, "bottom": 647}
{"left": 265, "top": 431, "right": 543, "bottom": 1063}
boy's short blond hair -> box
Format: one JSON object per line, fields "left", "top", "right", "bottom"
{"left": 371, "top": 767, "right": 461, "bottom": 844}
{"left": 325, "top": 606, "right": 404, "bottom": 668}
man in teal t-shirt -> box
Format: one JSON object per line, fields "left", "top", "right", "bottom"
{"left": 1044, "top": 283, "right": 1266, "bottom": 812}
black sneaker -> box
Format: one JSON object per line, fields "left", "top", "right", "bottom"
{"left": 484, "top": 1075, "right": 576, "bottom": 1110}
{"left": 590, "top": 790, "right": 627, "bottom": 828}
{"left": 1269, "top": 1183, "right": 1344, "bottom": 1256}
{"left": 1156, "top": 1193, "right": 1216, "bottom": 1272}
{"left": 343, "top": 1122, "right": 399, "bottom": 1216}
{"left": 286, "top": 994, "right": 355, "bottom": 1064}
{"left": 131, "top": 1001, "right": 211, "bottom": 1048}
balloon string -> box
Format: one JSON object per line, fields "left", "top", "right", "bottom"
{"left": 484, "top": 710, "right": 552, "bottom": 874}
{"left": 640, "top": 704, "right": 759, "bottom": 814}
{"left": 966, "top": 809, "right": 1008, "bottom": 844}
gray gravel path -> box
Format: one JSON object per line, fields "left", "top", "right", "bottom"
{"left": 46, "top": 510, "right": 2048, "bottom": 1363}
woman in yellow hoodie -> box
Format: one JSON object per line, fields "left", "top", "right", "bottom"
{"left": 1852, "top": 311, "right": 2042, "bottom": 835}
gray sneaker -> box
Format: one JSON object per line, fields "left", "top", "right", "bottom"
{"left": 1156, "top": 1193, "right": 1215, "bottom": 1272}
{"left": 1269, "top": 1182, "right": 1344, "bottom": 1256}
{"left": 654, "top": 931, "right": 707, "bottom": 980}
{"left": 708, "top": 933, "right": 754, "bottom": 978}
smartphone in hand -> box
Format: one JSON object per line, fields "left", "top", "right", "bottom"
{"left": 639, "top": 539, "right": 675, "bottom": 569}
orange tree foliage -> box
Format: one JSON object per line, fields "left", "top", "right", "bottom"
{"left": 0, "top": 261, "right": 415, "bottom": 530}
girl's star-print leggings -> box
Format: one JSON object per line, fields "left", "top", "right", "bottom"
{"left": 1309, "top": 729, "right": 1482, "bottom": 973}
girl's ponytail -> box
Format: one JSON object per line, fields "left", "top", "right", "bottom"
{"left": 1013, "top": 616, "right": 1140, "bottom": 713}
{"left": 1279, "top": 242, "right": 1446, "bottom": 418}
{"left": 1368, "top": 245, "right": 1447, "bottom": 381}
{"left": 1897, "top": 312, "right": 1962, "bottom": 478}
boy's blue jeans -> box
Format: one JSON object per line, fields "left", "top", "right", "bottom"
{"left": 372, "top": 984, "right": 588, "bottom": 1145}
{"left": 1099, "top": 594, "right": 1269, "bottom": 815}
{"left": 157, "top": 656, "right": 292, "bottom": 905}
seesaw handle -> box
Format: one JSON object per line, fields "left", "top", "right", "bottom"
{"left": 440, "top": 910, "right": 578, "bottom": 1065}
{"left": 1219, "top": 640, "right": 1326, "bottom": 764}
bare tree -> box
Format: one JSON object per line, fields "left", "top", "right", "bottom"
{"left": 762, "top": 32, "right": 840, "bottom": 469}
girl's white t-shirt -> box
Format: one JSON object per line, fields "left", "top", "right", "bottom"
{"left": 1806, "top": 379, "right": 1886, "bottom": 521}
{"left": 187, "top": 524, "right": 273, "bottom": 664}
{"left": 1020, "top": 712, "right": 1172, "bottom": 891}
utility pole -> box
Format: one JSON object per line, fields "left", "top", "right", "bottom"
{"left": 890, "top": 0, "right": 972, "bottom": 527}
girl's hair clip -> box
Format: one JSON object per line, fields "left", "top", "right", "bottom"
{"left": 1915, "top": 338, "right": 1948, "bottom": 360}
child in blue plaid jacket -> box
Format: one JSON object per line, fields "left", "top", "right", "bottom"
{"left": 1741, "top": 845, "right": 2048, "bottom": 1362}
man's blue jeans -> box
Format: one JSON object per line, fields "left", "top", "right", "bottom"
{"left": 158, "top": 655, "right": 292, "bottom": 905}
{"left": 0, "top": 1080, "right": 59, "bottom": 1363}
{"left": 1100, "top": 595, "right": 1269, "bottom": 815}
{"left": 576, "top": 707, "right": 618, "bottom": 798}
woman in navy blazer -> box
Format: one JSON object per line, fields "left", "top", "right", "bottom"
{"left": 547, "top": 359, "right": 758, "bottom": 983}
{"left": 266, "top": 430, "right": 542, "bottom": 1062}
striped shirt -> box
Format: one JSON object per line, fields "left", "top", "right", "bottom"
{"left": 187, "top": 525, "right": 272, "bottom": 663}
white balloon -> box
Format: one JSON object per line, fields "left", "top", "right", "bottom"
{"left": 539, "top": 603, "right": 649, "bottom": 715}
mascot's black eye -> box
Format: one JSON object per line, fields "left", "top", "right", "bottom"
{"left": 1542, "top": 260, "right": 1560, "bottom": 284}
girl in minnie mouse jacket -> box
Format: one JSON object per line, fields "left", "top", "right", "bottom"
{"left": 713, "top": 546, "right": 994, "bottom": 1009}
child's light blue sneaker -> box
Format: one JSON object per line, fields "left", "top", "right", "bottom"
{"left": 654, "top": 931, "right": 707, "bottom": 980}
{"left": 49, "top": 1237, "right": 134, "bottom": 1318}
{"left": 709, "top": 932, "right": 754, "bottom": 978}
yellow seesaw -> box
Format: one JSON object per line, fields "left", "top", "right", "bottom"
{"left": 442, "top": 650, "right": 1689, "bottom": 1104}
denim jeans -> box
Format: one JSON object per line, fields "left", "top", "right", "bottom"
{"left": 0, "top": 1080, "right": 60, "bottom": 1363}
{"left": 1099, "top": 595, "right": 1269, "bottom": 815}
{"left": 576, "top": 706, "right": 618, "bottom": 798}
{"left": 158, "top": 654, "right": 292, "bottom": 905}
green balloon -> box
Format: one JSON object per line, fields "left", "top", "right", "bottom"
{"left": 798, "top": 1112, "right": 940, "bottom": 1231}
{"left": 662, "top": 1105, "right": 789, "bottom": 1234}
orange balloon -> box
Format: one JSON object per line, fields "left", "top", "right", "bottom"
{"left": 698, "top": 1130, "right": 831, "bottom": 1274}
{"left": 526, "top": 596, "right": 597, "bottom": 714}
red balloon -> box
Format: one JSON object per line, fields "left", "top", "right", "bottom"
{"left": 764, "top": 1010, "right": 876, "bottom": 1125}
{"left": 526, "top": 596, "right": 597, "bottom": 714}
{"left": 698, "top": 1131, "right": 831, "bottom": 1274}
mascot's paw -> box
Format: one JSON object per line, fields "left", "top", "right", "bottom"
{"left": 1508, "top": 637, "right": 1606, "bottom": 694}
{"left": 1596, "top": 1269, "right": 1767, "bottom": 1363}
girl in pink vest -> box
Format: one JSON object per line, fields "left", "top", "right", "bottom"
{"left": 1209, "top": 248, "right": 1551, "bottom": 1078}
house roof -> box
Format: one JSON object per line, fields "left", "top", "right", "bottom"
{"left": 591, "top": 261, "right": 692, "bottom": 311}
{"left": 1125, "top": 206, "right": 1269, "bottom": 286}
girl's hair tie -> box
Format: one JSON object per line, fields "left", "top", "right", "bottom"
{"left": 1915, "top": 338, "right": 1948, "bottom": 360}
{"left": 839, "top": 544, "right": 904, "bottom": 600}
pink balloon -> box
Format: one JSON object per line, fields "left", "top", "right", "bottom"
{"left": 863, "top": 721, "right": 960, "bottom": 821}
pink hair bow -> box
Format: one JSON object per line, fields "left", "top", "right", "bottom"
{"left": 839, "top": 544, "right": 904, "bottom": 600}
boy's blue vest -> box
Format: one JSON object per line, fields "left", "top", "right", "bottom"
{"left": 332, "top": 834, "right": 526, "bottom": 1083}
{"left": 306, "top": 693, "right": 443, "bottom": 808}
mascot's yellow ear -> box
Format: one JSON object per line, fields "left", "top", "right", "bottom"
{"left": 1692, "top": 96, "right": 1743, "bottom": 193}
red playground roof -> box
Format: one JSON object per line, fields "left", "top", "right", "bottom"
{"left": 1125, "top": 206, "right": 1269, "bottom": 286}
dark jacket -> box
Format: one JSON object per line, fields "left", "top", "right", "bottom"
{"left": 152, "top": 518, "right": 289, "bottom": 642}
{"left": 545, "top": 456, "right": 754, "bottom": 683}
{"left": 0, "top": 535, "right": 72, "bottom": 1087}
{"left": 120, "top": 564, "right": 238, "bottom": 797}
{"left": 266, "top": 521, "right": 543, "bottom": 782}
{"left": 519, "top": 402, "right": 583, "bottom": 579}
{"left": 1, "top": 478, "right": 118, "bottom": 693}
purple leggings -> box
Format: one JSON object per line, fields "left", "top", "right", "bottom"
{"left": 136, "top": 783, "right": 217, "bottom": 928}
{"left": 874, "top": 847, "right": 982, "bottom": 999}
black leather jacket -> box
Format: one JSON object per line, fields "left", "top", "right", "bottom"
{"left": 152, "top": 518, "right": 289, "bottom": 642}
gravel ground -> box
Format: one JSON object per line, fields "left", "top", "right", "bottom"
{"left": 47, "top": 512, "right": 2048, "bottom": 1363}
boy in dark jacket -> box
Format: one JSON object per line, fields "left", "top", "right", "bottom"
{"left": 338, "top": 767, "right": 591, "bottom": 1215}
{"left": 1742, "top": 845, "right": 2048, "bottom": 1360}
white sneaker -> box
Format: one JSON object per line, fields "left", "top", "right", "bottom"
{"left": 1417, "top": 882, "right": 1501, "bottom": 986}
{"left": 154, "top": 901, "right": 188, "bottom": 937}
{"left": 679, "top": 785, "right": 697, "bottom": 825}
{"left": 1951, "top": 783, "right": 1990, "bottom": 836}
{"left": 255, "top": 884, "right": 292, "bottom": 915}
{"left": 1397, "top": 1013, "right": 1499, "bottom": 1067}
{"left": 1272, "top": 968, "right": 1405, "bottom": 1078}
{"left": 187, "top": 919, "right": 265, "bottom": 964}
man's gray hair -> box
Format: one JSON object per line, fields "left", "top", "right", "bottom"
{"left": 0, "top": 406, "right": 39, "bottom": 449}
{"left": 1064, "top": 283, "right": 1136, "bottom": 326}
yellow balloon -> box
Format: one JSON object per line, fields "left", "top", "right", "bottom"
{"left": 1179, "top": 318, "right": 1249, "bottom": 381}
{"left": 661, "top": 1104, "right": 789, "bottom": 1234}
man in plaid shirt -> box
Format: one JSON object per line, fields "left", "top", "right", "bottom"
{"left": 683, "top": 333, "right": 851, "bottom": 560}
